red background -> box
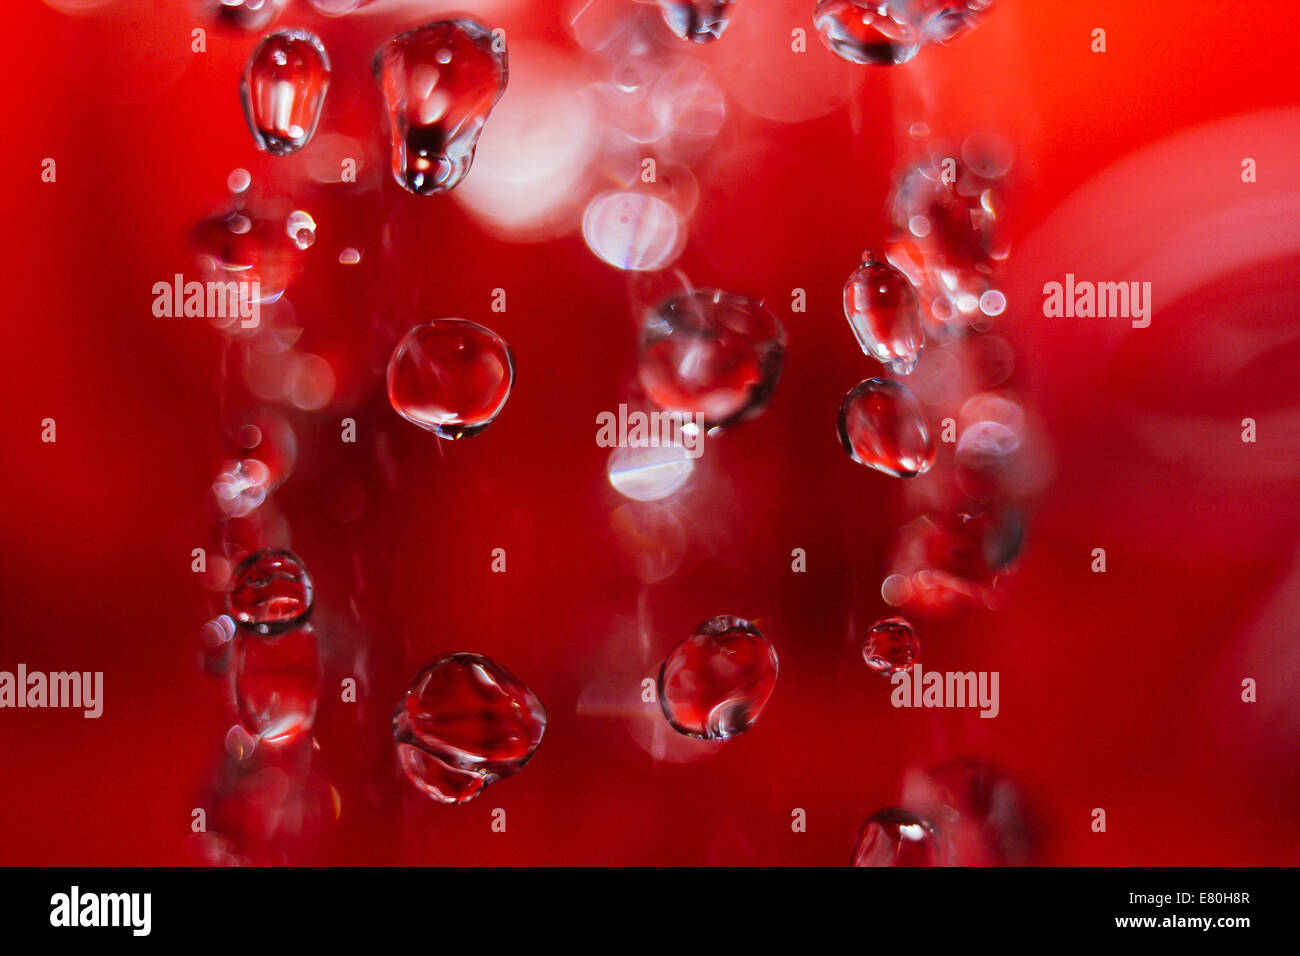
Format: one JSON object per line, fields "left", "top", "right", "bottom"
{"left": 2, "top": 0, "right": 1298, "bottom": 865}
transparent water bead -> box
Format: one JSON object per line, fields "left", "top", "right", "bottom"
{"left": 387, "top": 319, "right": 515, "bottom": 439}
{"left": 657, "top": 615, "right": 778, "bottom": 740}
{"left": 227, "top": 548, "right": 314, "bottom": 636}
{"left": 393, "top": 653, "right": 546, "bottom": 804}
{"left": 837, "top": 378, "right": 936, "bottom": 478}
{"left": 844, "top": 250, "right": 924, "bottom": 373}
{"left": 373, "top": 20, "right": 508, "bottom": 195}
{"left": 241, "top": 30, "right": 331, "bottom": 156}
{"left": 814, "top": 1, "right": 920, "bottom": 65}
{"left": 852, "top": 807, "right": 948, "bottom": 866}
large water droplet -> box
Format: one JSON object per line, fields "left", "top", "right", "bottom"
{"left": 814, "top": 0, "right": 920, "bottom": 65}
{"left": 393, "top": 653, "right": 546, "bottom": 804}
{"left": 387, "top": 319, "right": 515, "bottom": 439}
{"left": 658, "top": 0, "right": 738, "bottom": 44}
{"left": 373, "top": 20, "right": 508, "bottom": 195}
{"left": 227, "top": 548, "right": 314, "bottom": 635}
{"left": 837, "top": 378, "right": 935, "bottom": 477}
{"left": 234, "top": 627, "right": 322, "bottom": 744}
{"left": 852, "top": 808, "right": 949, "bottom": 866}
{"left": 862, "top": 616, "right": 919, "bottom": 673}
{"left": 657, "top": 615, "right": 778, "bottom": 740}
{"left": 638, "top": 289, "right": 786, "bottom": 429}
{"left": 844, "top": 251, "right": 924, "bottom": 373}
{"left": 241, "top": 30, "right": 331, "bottom": 156}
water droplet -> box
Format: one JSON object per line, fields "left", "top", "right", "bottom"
{"left": 224, "top": 723, "right": 258, "bottom": 760}
{"left": 227, "top": 168, "right": 251, "bottom": 194}
{"left": 202, "top": 0, "right": 286, "bottom": 33}
{"left": 393, "top": 653, "right": 546, "bottom": 804}
{"left": 582, "top": 191, "right": 684, "bottom": 272}
{"left": 285, "top": 210, "right": 316, "bottom": 249}
{"left": 901, "top": 758, "right": 1036, "bottom": 865}
{"left": 862, "top": 616, "right": 919, "bottom": 673}
{"left": 608, "top": 444, "right": 695, "bottom": 501}
{"left": 227, "top": 548, "right": 314, "bottom": 636}
{"left": 978, "top": 288, "right": 1006, "bottom": 316}
{"left": 657, "top": 616, "right": 778, "bottom": 740}
{"left": 373, "top": 20, "right": 508, "bottom": 195}
{"left": 638, "top": 289, "right": 786, "bottom": 429}
{"left": 844, "top": 252, "right": 924, "bottom": 373}
{"left": 387, "top": 319, "right": 515, "bottom": 439}
{"left": 338, "top": 247, "right": 361, "bottom": 265}
{"left": 852, "top": 808, "right": 949, "bottom": 866}
{"left": 911, "top": 0, "right": 995, "bottom": 45}
{"left": 814, "top": 0, "right": 920, "bottom": 65}
{"left": 658, "top": 0, "right": 737, "bottom": 44}
{"left": 241, "top": 30, "right": 331, "bottom": 156}
{"left": 234, "top": 627, "right": 322, "bottom": 744}
{"left": 837, "top": 378, "right": 935, "bottom": 478}
{"left": 308, "top": 0, "right": 370, "bottom": 16}
{"left": 955, "top": 419, "right": 1020, "bottom": 500}
{"left": 191, "top": 204, "right": 302, "bottom": 305}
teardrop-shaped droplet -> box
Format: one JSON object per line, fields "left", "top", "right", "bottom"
{"left": 387, "top": 319, "right": 515, "bottom": 439}
{"left": 638, "top": 289, "right": 786, "bottom": 430}
{"left": 837, "top": 378, "right": 935, "bottom": 477}
{"left": 852, "top": 808, "right": 949, "bottom": 866}
{"left": 814, "top": 0, "right": 920, "bottom": 65}
{"left": 393, "top": 653, "right": 546, "bottom": 803}
{"left": 862, "top": 616, "right": 919, "bottom": 673}
{"left": 658, "top": 0, "right": 738, "bottom": 44}
{"left": 241, "top": 30, "right": 331, "bottom": 155}
{"left": 844, "top": 252, "right": 924, "bottom": 373}
{"left": 657, "top": 615, "right": 778, "bottom": 740}
{"left": 373, "top": 20, "right": 508, "bottom": 195}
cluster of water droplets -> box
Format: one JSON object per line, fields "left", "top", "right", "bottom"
{"left": 172, "top": 0, "right": 1032, "bottom": 863}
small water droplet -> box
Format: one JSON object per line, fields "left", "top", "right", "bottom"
{"left": 227, "top": 548, "right": 314, "bottom": 635}
{"left": 852, "top": 808, "right": 949, "bottom": 866}
{"left": 203, "top": 0, "right": 287, "bottom": 33}
{"left": 837, "top": 378, "right": 936, "bottom": 478}
{"left": 373, "top": 20, "right": 508, "bottom": 195}
{"left": 393, "top": 653, "right": 546, "bottom": 803}
{"left": 284, "top": 210, "right": 316, "bottom": 250}
{"left": 658, "top": 616, "right": 778, "bottom": 740}
{"left": 338, "top": 247, "right": 361, "bottom": 265}
{"left": 862, "top": 616, "right": 919, "bottom": 673}
{"left": 241, "top": 30, "right": 331, "bottom": 156}
{"left": 227, "top": 168, "right": 251, "bottom": 194}
{"left": 387, "top": 319, "right": 515, "bottom": 439}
